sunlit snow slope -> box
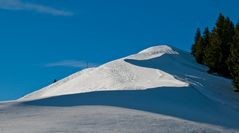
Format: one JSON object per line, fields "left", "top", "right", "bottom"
{"left": 21, "top": 45, "right": 188, "bottom": 100}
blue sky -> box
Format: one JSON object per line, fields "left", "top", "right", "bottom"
{"left": 0, "top": 0, "right": 239, "bottom": 101}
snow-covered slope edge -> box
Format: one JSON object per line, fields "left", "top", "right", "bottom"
{"left": 20, "top": 45, "right": 188, "bottom": 101}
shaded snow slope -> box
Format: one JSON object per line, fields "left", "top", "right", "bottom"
{"left": 21, "top": 45, "right": 188, "bottom": 100}
{"left": 22, "top": 86, "right": 239, "bottom": 129}
{"left": 125, "top": 47, "right": 239, "bottom": 111}
{"left": 0, "top": 105, "right": 238, "bottom": 133}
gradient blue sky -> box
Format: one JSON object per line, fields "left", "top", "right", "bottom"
{"left": 0, "top": 0, "right": 239, "bottom": 101}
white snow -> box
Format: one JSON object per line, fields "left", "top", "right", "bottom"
{"left": 129, "top": 45, "right": 179, "bottom": 60}
{"left": 1, "top": 45, "right": 239, "bottom": 133}
{"left": 0, "top": 105, "right": 237, "bottom": 133}
{"left": 20, "top": 45, "right": 188, "bottom": 100}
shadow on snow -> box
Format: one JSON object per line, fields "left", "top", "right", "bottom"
{"left": 23, "top": 53, "right": 239, "bottom": 128}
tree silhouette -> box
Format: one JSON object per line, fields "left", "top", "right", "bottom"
{"left": 228, "top": 23, "right": 239, "bottom": 90}
{"left": 192, "top": 13, "right": 239, "bottom": 91}
{"left": 192, "top": 28, "right": 204, "bottom": 64}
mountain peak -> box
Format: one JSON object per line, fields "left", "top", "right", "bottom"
{"left": 128, "top": 45, "right": 178, "bottom": 60}
{"left": 138, "top": 45, "right": 176, "bottom": 54}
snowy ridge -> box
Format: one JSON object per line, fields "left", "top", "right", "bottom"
{"left": 128, "top": 45, "right": 178, "bottom": 60}
{"left": 20, "top": 45, "right": 188, "bottom": 100}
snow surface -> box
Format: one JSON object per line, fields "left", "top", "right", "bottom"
{"left": 0, "top": 105, "right": 238, "bottom": 133}
{"left": 130, "top": 45, "right": 179, "bottom": 60}
{"left": 1, "top": 45, "right": 239, "bottom": 133}
{"left": 20, "top": 45, "right": 188, "bottom": 100}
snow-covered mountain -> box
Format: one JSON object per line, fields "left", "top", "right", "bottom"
{"left": 1, "top": 45, "right": 239, "bottom": 133}
{"left": 20, "top": 45, "right": 188, "bottom": 100}
{"left": 20, "top": 45, "right": 239, "bottom": 110}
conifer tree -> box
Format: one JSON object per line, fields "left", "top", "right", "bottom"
{"left": 192, "top": 28, "right": 200, "bottom": 56}
{"left": 192, "top": 28, "right": 204, "bottom": 64}
{"left": 204, "top": 14, "right": 224, "bottom": 72}
{"left": 219, "top": 17, "right": 234, "bottom": 77}
{"left": 228, "top": 23, "right": 239, "bottom": 90}
{"left": 202, "top": 27, "right": 210, "bottom": 64}
{"left": 204, "top": 14, "right": 234, "bottom": 76}
{"left": 192, "top": 13, "right": 239, "bottom": 91}
{"left": 204, "top": 31, "right": 222, "bottom": 73}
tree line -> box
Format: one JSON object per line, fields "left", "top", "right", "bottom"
{"left": 192, "top": 14, "right": 239, "bottom": 91}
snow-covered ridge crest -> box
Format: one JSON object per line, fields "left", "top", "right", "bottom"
{"left": 128, "top": 45, "right": 179, "bottom": 60}
{"left": 20, "top": 45, "right": 188, "bottom": 100}
{"left": 138, "top": 45, "right": 178, "bottom": 54}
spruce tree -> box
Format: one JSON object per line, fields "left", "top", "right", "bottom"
{"left": 228, "top": 23, "right": 239, "bottom": 90}
{"left": 204, "top": 14, "right": 234, "bottom": 76}
{"left": 204, "top": 31, "right": 222, "bottom": 73}
{"left": 192, "top": 28, "right": 204, "bottom": 64}
{"left": 192, "top": 28, "right": 200, "bottom": 56}
{"left": 219, "top": 17, "right": 234, "bottom": 77}
{"left": 192, "top": 13, "right": 239, "bottom": 91}
{"left": 204, "top": 15, "right": 224, "bottom": 72}
{"left": 202, "top": 27, "right": 210, "bottom": 64}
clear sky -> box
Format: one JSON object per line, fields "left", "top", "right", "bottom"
{"left": 0, "top": 0, "right": 239, "bottom": 101}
